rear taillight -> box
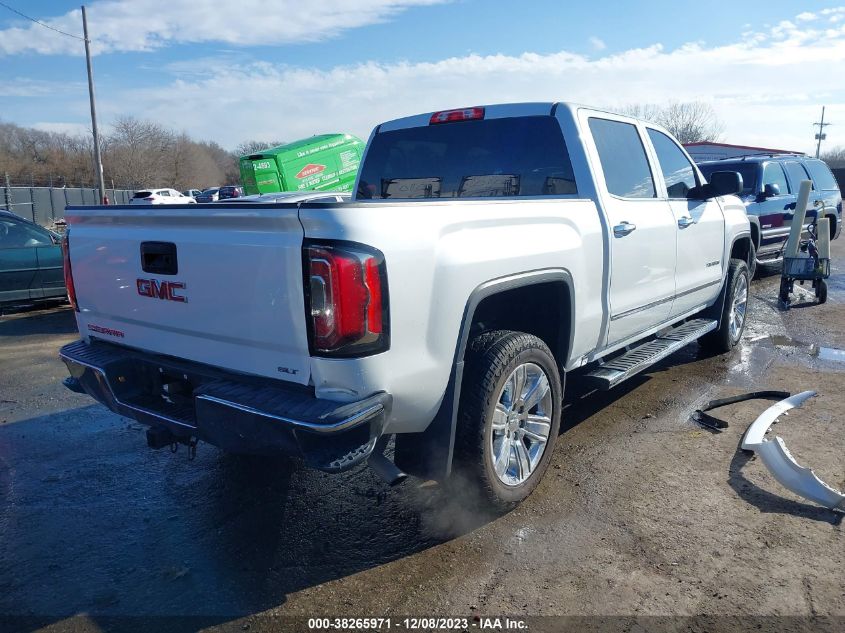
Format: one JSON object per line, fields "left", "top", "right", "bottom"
{"left": 430, "top": 106, "right": 485, "bottom": 124}
{"left": 61, "top": 231, "right": 79, "bottom": 312}
{"left": 304, "top": 241, "right": 388, "bottom": 357}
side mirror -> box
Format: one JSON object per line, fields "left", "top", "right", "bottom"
{"left": 763, "top": 183, "right": 780, "bottom": 198}
{"left": 703, "top": 170, "right": 743, "bottom": 198}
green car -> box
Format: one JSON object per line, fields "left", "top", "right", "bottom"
{"left": 239, "top": 133, "right": 364, "bottom": 195}
{"left": 0, "top": 210, "right": 65, "bottom": 306}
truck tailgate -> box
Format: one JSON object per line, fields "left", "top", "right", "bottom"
{"left": 65, "top": 205, "right": 311, "bottom": 385}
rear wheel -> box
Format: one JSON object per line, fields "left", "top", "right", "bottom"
{"left": 700, "top": 259, "right": 750, "bottom": 353}
{"left": 452, "top": 331, "right": 562, "bottom": 511}
{"left": 816, "top": 279, "right": 828, "bottom": 304}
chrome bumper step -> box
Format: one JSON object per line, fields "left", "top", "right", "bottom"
{"left": 585, "top": 318, "right": 718, "bottom": 390}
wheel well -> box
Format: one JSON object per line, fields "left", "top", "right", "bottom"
{"left": 827, "top": 214, "right": 837, "bottom": 240}
{"left": 731, "top": 236, "right": 753, "bottom": 269}
{"left": 468, "top": 281, "right": 571, "bottom": 367}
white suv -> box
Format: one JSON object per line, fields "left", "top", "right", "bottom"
{"left": 129, "top": 189, "right": 197, "bottom": 205}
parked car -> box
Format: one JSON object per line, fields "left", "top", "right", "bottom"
{"left": 214, "top": 192, "right": 350, "bottom": 204}
{"left": 697, "top": 155, "right": 841, "bottom": 271}
{"left": 60, "top": 102, "right": 751, "bottom": 509}
{"left": 194, "top": 187, "right": 220, "bottom": 203}
{"left": 182, "top": 189, "right": 202, "bottom": 199}
{"left": 217, "top": 185, "right": 244, "bottom": 200}
{"left": 129, "top": 189, "right": 197, "bottom": 205}
{"left": 0, "top": 210, "right": 65, "bottom": 306}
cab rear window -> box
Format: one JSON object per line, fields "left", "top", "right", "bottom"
{"left": 357, "top": 116, "right": 577, "bottom": 199}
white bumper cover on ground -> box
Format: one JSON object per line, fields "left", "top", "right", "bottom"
{"left": 741, "top": 390, "right": 845, "bottom": 511}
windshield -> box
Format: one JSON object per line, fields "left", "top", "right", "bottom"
{"left": 357, "top": 116, "right": 577, "bottom": 199}
{"left": 698, "top": 163, "right": 758, "bottom": 196}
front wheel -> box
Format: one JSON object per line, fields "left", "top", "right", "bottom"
{"left": 452, "top": 331, "right": 562, "bottom": 512}
{"left": 700, "top": 259, "right": 750, "bottom": 353}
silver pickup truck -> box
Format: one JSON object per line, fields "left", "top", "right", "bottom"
{"left": 60, "top": 102, "right": 752, "bottom": 509}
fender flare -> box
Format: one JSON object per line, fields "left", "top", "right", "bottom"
{"left": 746, "top": 215, "right": 761, "bottom": 252}
{"left": 393, "top": 269, "right": 575, "bottom": 480}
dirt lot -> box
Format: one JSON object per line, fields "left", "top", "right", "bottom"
{"left": 1, "top": 244, "right": 843, "bottom": 632}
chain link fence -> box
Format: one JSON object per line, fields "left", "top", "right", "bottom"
{"left": 1, "top": 184, "right": 134, "bottom": 228}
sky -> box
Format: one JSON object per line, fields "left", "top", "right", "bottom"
{"left": 1, "top": 0, "right": 844, "bottom": 154}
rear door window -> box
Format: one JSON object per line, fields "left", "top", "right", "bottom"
{"left": 589, "top": 118, "right": 656, "bottom": 199}
{"left": 357, "top": 116, "right": 577, "bottom": 199}
{"left": 646, "top": 129, "right": 697, "bottom": 199}
{"left": 762, "top": 162, "right": 790, "bottom": 194}
{"left": 804, "top": 159, "right": 840, "bottom": 191}
{"left": 783, "top": 161, "right": 815, "bottom": 190}
{"left": 0, "top": 217, "right": 52, "bottom": 248}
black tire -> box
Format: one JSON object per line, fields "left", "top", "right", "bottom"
{"left": 451, "top": 330, "right": 562, "bottom": 512}
{"left": 700, "top": 259, "right": 750, "bottom": 353}
{"left": 747, "top": 240, "right": 757, "bottom": 280}
{"left": 817, "top": 279, "right": 828, "bottom": 304}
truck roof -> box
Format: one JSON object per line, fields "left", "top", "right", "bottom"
{"left": 376, "top": 101, "right": 657, "bottom": 133}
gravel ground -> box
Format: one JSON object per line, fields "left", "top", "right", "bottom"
{"left": 0, "top": 242, "right": 843, "bottom": 633}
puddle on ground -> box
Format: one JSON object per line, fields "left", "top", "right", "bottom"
{"left": 751, "top": 334, "right": 845, "bottom": 363}
{"left": 816, "top": 346, "right": 845, "bottom": 362}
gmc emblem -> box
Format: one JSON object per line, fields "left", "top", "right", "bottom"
{"left": 137, "top": 278, "right": 187, "bottom": 303}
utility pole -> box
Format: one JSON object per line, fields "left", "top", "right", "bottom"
{"left": 814, "top": 106, "right": 832, "bottom": 159}
{"left": 82, "top": 5, "right": 106, "bottom": 204}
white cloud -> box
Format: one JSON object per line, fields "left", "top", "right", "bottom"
{"left": 588, "top": 36, "right": 606, "bottom": 51}
{"left": 32, "top": 122, "right": 92, "bottom": 137}
{"left": 0, "top": 0, "right": 450, "bottom": 56}
{"left": 5, "top": 78, "right": 84, "bottom": 97}
{"left": 9, "top": 7, "right": 845, "bottom": 156}
{"left": 796, "top": 12, "right": 817, "bottom": 21}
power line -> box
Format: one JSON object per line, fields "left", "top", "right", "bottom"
{"left": 0, "top": 0, "right": 86, "bottom": 41}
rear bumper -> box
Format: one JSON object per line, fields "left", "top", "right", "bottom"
{"left": 59, "top": 340, "right": 390, "bottom": 472}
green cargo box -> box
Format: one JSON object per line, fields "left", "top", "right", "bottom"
{"left": 240, "top": 133, "right": 364, "bottom": 195}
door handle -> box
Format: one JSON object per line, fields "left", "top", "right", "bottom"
{"left": 677, "top": 216, "right": 695, "bottom": 229}
{"left": 613, "top": 221, "right": 637, "bottom": 237}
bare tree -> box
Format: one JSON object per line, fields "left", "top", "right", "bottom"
{"left": 234, "top": 140, "right": 285, "bottom": 157}
{"left": 615, "top": 103, "right": 663, "bottom": 124}
{"left": 200, "top": 141, "right": 239, "bottom": 184}
{"left": 657, "top": 102, "right": 724, "bottom": 144}
{"left": 0, "top": 120, "right": 96, "bottom": 187}
{"left": 615, "top": 101, "right": 725, "bottom": 144}
{"left": 821, "top": 146, "right": 845, "bottom": 168}
{"left": 0, "top": 116, "right": 249, "bottom": 191}
{"left": 102, "top": 116, "right": 176, "bottom": 189}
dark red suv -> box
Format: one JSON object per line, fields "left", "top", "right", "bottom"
{"left": 218, "top": 185, "right": 244, "bottom": 200}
